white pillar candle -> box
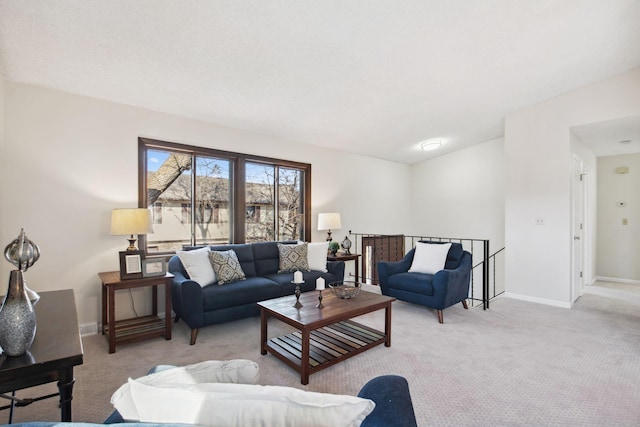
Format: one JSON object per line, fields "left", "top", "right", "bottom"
{"left": 294, "top": 271, "right": 303, "bottom": 283}
{"left": 316, "top": 277, "right": 325, "bottom": 290}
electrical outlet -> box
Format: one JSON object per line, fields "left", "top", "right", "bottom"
{"left": 535, "top": 217, "right": 545, "bottom": 226}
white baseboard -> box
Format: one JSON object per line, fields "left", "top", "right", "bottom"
{"left": 80, "top": 322, "right": 99, "bottom": 336}
{"left": 502, "top": 292, "right": 571, "bottom": 308}
{"left": 593, "top": 276, "right": 640, "bottom": 286}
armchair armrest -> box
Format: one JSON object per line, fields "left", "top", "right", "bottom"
{"left": 432, "top": 251, "right": 472, "bottom": 308}
{"left": 377, "top": 249, "right": 415, "bottom": 292}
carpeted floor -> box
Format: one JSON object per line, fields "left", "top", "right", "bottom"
{"left": 7, "top": 281, "right": 640, "bottom": 426}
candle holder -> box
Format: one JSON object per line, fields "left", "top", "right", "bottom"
{"left": 292, "top": 281, "right": 304, "bottom": 308}
{"left": 316, "top": 290, "right": 324, "bottom": 308}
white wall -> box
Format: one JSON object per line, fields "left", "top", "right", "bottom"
{"left": 1, "top": 81, "right": 411, "bottom": 331}
{"left": 596, "top": 153, "right": 640, "bottom": 282}
{"left": 409, "top": 137, "right": 505, "bottom": 248}
{"left": 505, "top": 68, "right": 640, "bottom": 306}
{"left": 0, "top": 77, "right": 4, "bottom": 278}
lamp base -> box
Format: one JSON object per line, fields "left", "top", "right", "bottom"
{"left": 126, "top": 235, "right": 138, "bottom": 251}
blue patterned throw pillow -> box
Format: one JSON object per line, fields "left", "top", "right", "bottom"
{"left": 277, "top": 243, "right": 310, "bottom": 273}
{"left": 209, "top": 250, "right": 246, "bottom": 285}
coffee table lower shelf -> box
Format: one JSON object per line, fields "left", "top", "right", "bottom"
{"left": 265, "top": 319, "right": 386, "bottom": 376}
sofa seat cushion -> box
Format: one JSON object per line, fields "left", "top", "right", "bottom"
{"left": 387, "top": 272, "right": 435, "bottom": 296}
{"left": 202, "top": 277, "right": 282, "bottom": 310}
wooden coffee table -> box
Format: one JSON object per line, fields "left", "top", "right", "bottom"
{"left": 258, "top": 289, "right": 395, "bottom": 384}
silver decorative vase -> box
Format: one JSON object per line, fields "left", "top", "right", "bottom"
{"left": 0, "top": 270, "right": 37, "bottom": 356}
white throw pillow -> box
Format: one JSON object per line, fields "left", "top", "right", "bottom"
{"left": 114, "top": 380, "right": 374, "bottom": 427}
{"left": 111, "top": 359, "right": 260, "bottom": 421}
{"left": 307, "top": 241, "right": 329, "bottom": 272}
{"left": 176, "top": 247, "right": 216, "bottom": 287}
{"left": 408, "top": 242, "right": 452, "bottom": 274}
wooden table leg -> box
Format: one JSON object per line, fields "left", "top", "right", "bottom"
{"left": 384, "top": 303, "right": 392, "bottom": 347}
{"left": 152, "top": 285, "right": 158, "bottom": 316}
{"left": 57, "top": 367, "right": 75, "bottom": 421}
{"left": 260, "top": 309, "right": 268, "bottom": 355}
{"left": 301, "top": 329, "right": 310, "bottom": 385}
{"left": 101, "top": 283, "right": 107, "bottom": 335}
{"left": 354, "top": 257, "right": 360, "bottom": 282}
{"left": 108, "top": 286, "right": 116, "bottom": 354}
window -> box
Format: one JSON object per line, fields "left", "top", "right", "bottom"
{"left": 139, "top": 138, "right": 311, "bottom": 253}
{"left": 152, "top": 202, "right": 162, "bottom": 224}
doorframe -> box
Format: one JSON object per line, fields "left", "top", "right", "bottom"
{"left": 571, "top": 154, "right": 591, "bottom": 303}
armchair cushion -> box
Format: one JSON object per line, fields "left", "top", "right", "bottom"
{"left": 418, "top": 240, "right": 464, "bottom": 269}
{"left": 387, "top": 272, "right": 435, "bottom": 296}
{"left": 408, "top": 242, "right": 451, "bottom": 274}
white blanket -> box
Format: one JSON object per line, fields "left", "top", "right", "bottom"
{"left": 111, "top": 359, "right": 374, "bottom": 427}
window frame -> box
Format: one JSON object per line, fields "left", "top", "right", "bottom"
{"left": 138, "top": 137, "right": 311, "bottom": 253}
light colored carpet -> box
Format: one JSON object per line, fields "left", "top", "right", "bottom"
{"left": 7, "top": 282, "right": 640, "bottom": 426}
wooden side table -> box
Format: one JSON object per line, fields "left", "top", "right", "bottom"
{"left": 327, "top": 253, "right": 362, "bottom": 282}
{"left": 99, "top": 271, "right": 173, "bottom": 353}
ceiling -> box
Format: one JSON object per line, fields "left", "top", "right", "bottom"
{"left": 573, "top": 115, "right": 640, "bottom": 158}
{"left": 1, "top": 1, "right": 640, "bottom": 164}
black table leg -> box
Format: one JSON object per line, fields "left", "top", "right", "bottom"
{"left": 57, "top": 368, "right": 75, "bottom": 421}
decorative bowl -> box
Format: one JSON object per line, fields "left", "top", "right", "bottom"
{"left": 328, "top": 281, "right": 361, "bottom": 299}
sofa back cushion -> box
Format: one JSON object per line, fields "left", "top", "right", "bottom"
{"left": 418, "top": 241, "right": 464, "bottom": 269}
{"left": 250, "top": 241, "right": 280, "bottom": 276}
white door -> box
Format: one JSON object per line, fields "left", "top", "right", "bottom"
{"left": 571, "top": 155, "right": 585, "bottom": 303}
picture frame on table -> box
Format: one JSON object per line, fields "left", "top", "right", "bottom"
{"left": 119, "top": 250, "right": 143, "bottom": 280}
{"left": 142, "top": 258, "right": 167, "bottom": 277}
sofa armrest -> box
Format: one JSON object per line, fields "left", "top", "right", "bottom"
{"left": 377, "top": 250, "right": 414, "bottom": 292}
{"left": 327, "top": 260, "right": 345, "bottom": 281}
{"left": 358, "top": 375, "right": 418, "bottom": 427}
{"left": 170, "top": 273, "right": 205, "bottom": 330}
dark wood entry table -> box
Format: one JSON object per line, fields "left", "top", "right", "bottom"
{"left": 0, "top": 289, "right": 83, "bottom": 422}
{"left": 258, "top": 290, "right": 394, "bottom": 385}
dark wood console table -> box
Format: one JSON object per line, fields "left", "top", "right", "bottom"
{"left": 0, "top": 289, "right": 83, "bottom": 422}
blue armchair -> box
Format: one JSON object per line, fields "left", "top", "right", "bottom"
{"left": 377, "top": 242, "right": 472, "bottom": 323}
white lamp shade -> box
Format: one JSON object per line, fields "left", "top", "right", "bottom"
{"left": 111, "top": 208, "right": 154, "bottom": 236}
{"left": 318, "top": 213, "right": 342, "bottom": 231}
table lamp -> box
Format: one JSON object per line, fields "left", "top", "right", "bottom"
{"left": 111, "top": 208, "right": 154, "bottom": 251}
{"left": 318, "top": 212, "right": 341, "bottom": 242}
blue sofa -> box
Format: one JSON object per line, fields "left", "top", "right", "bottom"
{"left": 377, "top": 241, "right": 472, "bottom": 323}
{"left": 169, "top": 241, "right": 345, "bottom": 344}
